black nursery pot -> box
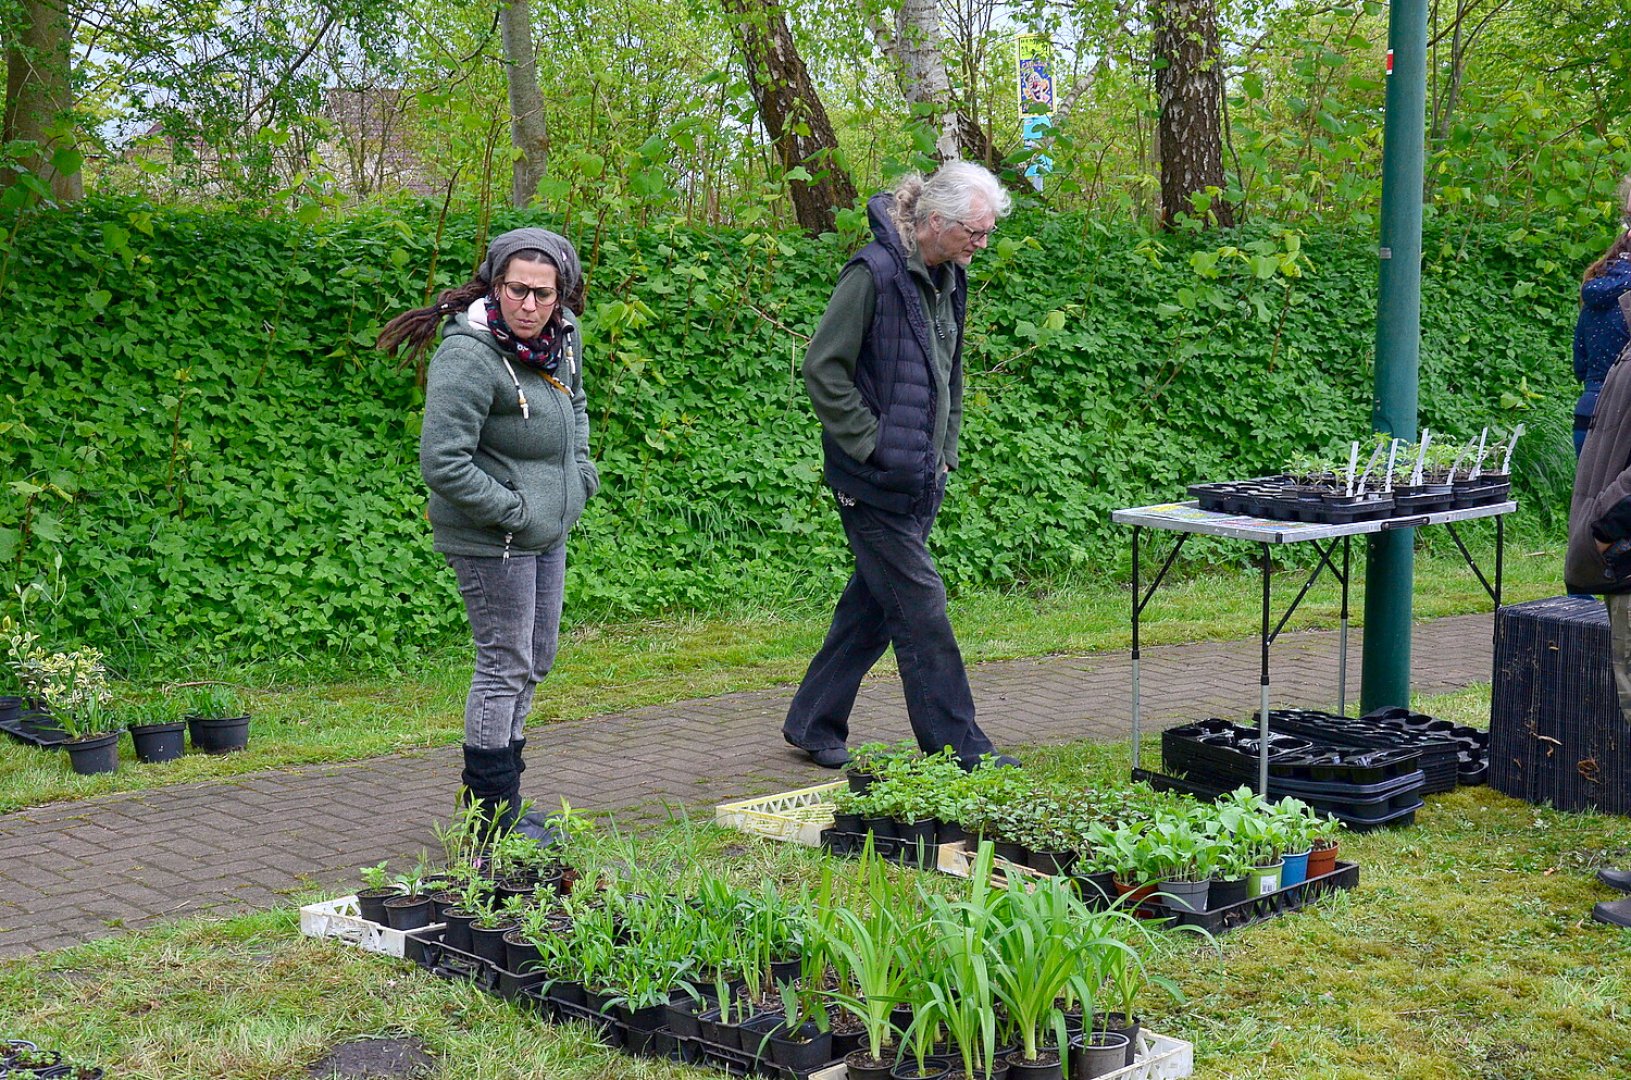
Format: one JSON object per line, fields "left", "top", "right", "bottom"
{"left": 1075, "top": 869, "right": 1118, "bottom": 908}
{"left": 441, "top": 908, "right": 477, "bottom": 952}
{"left": 469, "top": 922, "right": 517, "bottom": 967}
{"left": 65, "top": 732, "right": 120, "bottom": 776}
{"left": 503, "top": 928, "right": 541, "bottom": 972}
{"left": 383, "top": 895, "right": 433, "bottom": 931}
{"left": 355, "top": 888, "right": 396, "bottom": 926}
{"left": 0, "top": 695, "right": 20, "bottom": 725}
{"left": 862, "top": 815, "right": 899, "bottom": 841}
{"left": 129, "top": 720, "right": 187, "bottom": 764}
{"left": 768, "top": 1023, "right": 833, "bottom": 1072}
{"left": 833, "top": 811, "right": 864, "bottom": 835}
{"left": 187, "top": 713, "right": 250, "bottom": 754}
{"left": 847, "top": 769, "right": 876, "bottom": 794}
{"left": 845, "top": 1049, "right": 896, "bottom": 1080}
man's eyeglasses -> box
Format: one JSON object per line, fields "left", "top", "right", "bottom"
{"left": 954, "top": 220, "right": 997, "bottom": 242}
{"left": 500, "top": 282, "right": 558, "bottom": 305}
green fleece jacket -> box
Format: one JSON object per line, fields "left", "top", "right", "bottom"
{"left": 419, "top": 305, "right": 600, "bottom": 557}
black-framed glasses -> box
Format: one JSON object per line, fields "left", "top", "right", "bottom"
{"left": 499, "top": 281, "right": 558, "bottom": 305}
{"left": 954, "top": 220, "right": 997, "bottom": 242}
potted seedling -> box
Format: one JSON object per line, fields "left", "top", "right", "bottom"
{"left": 1273, "top": 798, "right": 1319, "bottom": 889}
{"left": 382, "top": 854, "right": 434, "bottom": 931}
{"left": 355, "top": 860, "right": 398, "bottom": 925}
{"left": 127, "top": 696, "right": 185, "bottom": 764}
{"left": 826, "top": 840, "right": 910, "bottom": 1080}
{"left": 1142, "top": 814, "right": 1218, "bottom": 916}
{"left": 18, "top": 647, "right": 120, "bottom": 775}
{"left": 181, "top": 683, "right": 250, "bottom": 753}
{"left": 1306, "top": 814, "right": 1343, "bottom": 878}
{"left": 990, "top": 862, "right": 1098, "bottom": 1079}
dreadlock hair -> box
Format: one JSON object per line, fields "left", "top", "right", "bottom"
{"left": 377, "top": 248, "right": 569, "bottom": 369}
{"left": 1583, "top": 174, "right": 1631, "bottom": 285}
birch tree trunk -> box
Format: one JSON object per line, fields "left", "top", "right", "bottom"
{"left": 2, "top": 0, "right": 83, "bottom": 201}
{"left": 723, "top": 0, "right": 858, "bottom": 235}
{"left": 1154, "top": 0, "right": 1232, "bottom": 227}
{"left": 499, "top": 0, "right": 549, "bottom": 208}
{"left": 872, "top": 0, "right": 992, "bottom": 163}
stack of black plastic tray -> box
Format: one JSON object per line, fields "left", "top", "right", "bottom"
{"left": 1187, "top": 474, "right": 1510, "bottom": 525}
{"left": 1160, "top": 719, "right": 1426, "bottom": 827}
{"left": 1264, "top": 708, "right": 1477, "bottom": 793}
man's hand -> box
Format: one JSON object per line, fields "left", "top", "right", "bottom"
{"left": 1605, "top": 538, "right": 1631, "bottom": 582}
{"left": 1600, "top": 539, "right": 1612, "bottom": 554}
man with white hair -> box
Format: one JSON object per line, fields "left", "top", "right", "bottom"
{"left": 783, "top": 161, "right": 1020, "bottom": 771}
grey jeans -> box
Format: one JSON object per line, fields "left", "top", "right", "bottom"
{"left": 1610, "top": 593, "right": 1631, "bottom": 723}
{"left": 447, "top": 546, "right": 566, "bottom": 750}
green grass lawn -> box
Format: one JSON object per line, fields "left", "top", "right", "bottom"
{"left": 2, "top": 686, "right": 1627, "bottom": 1080}
{"left": 0, "top": 539, "right": 1566, "bottom": 814}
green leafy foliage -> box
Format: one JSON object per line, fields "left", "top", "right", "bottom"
{"left": 0, "top": 198, "right": 1586, "bottom": 667}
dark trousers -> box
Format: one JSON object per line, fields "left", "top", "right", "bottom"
{"left": 783, "top": 475, "right": 995, "bottom": 765}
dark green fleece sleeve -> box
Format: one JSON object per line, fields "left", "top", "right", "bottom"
{"left": 802, "top": 264, "right": 878, "bottom": 463}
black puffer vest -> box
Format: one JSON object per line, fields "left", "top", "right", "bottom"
{"left": 822, "top": 194, "right": 967, "bottom": 514}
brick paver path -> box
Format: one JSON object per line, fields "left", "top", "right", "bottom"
{"left": 0, "top": 614, "right": 1494, "bottom": 958}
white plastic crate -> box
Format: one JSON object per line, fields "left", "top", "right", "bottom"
{"left": 806, "top": 1030, "right": 1192, "bottom": 1079}
{"left": 714, "top": 780, "right": 845, "bottom": 846}
{"left": 298, "top": 896, "right": 442, "bottom": 958}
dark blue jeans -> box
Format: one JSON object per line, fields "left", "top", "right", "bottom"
{"left": 783, "top": 475, "right": 996, "bottom": 765}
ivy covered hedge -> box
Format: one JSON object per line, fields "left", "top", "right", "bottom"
{"left": 0, "top": 200, "right": 1579, "bottom": 666}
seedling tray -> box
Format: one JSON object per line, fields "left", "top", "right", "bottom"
{"left": 1167, "top": 861, "right": 1359, "bottom": 935}
{"left": 1134, "top": 768, "right": 1418, "bottom": 831}
{"left": 715, "top": 781, "right": 844, "bottom": 846}
{"left": 0, "top": 709, "right": 67, "bottom": 748}
{"left": 1265, "top": 709, "right": 1463, "bottom": 794}
{"left": 298, "top": 896, "right": 445, "bottom": 959}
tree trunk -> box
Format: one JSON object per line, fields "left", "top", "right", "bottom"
{"left": 723, "top": 0, "right": 858, "bottom": 235}
{"left": 1153, "top": 0, "right": 1232, "bottom": 227}
{"left": 873, "top": 0, "right": 992, "bottom": 163}
{"left": 2, "top": 0, "right": 83, "bottom": 201}
{"left": 499, "top": 0, "right": 549, "bottom": 209}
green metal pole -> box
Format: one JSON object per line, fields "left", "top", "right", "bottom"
{"left": 1362, "top": 0, "right": 1429, "bottom": 712}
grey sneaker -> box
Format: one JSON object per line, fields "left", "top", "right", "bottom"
{"left": 1597, "top": 868, "right": 1631, "bottom": 894}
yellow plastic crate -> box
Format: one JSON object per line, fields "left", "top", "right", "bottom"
{"left": 714, "top": 780, "right": 846, "bottom": 846}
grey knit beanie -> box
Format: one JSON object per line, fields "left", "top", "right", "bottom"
{"left": 477, "top": 228, "right": 584, "bottom": 312}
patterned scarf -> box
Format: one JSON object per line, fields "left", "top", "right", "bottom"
{"left": 482, "top": 293, "right": 564, "bottom": 374}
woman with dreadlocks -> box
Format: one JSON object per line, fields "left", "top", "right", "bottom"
{"left": 379, "top": 229, "right": 599, "bottom": 828}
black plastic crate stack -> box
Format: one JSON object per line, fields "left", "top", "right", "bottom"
{"left": 1264, "top": 708, "right": 1473, "bottom": 794}
{"left": 1491, "top": 596, "right": 1631, "bottom": 815}
{"left": 1160, "top": 719, "right": 1426, "bottom": 828}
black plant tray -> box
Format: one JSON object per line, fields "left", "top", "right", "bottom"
{"left": 1134, "top": 767, "right": 1420, "bottom": 831}
{"left": 1163, "top": 720, "right": 1421, "bottom": 785}
{"left": 0, "top": 709, "right": 67, "bottom": 748}
{"left": 418, "top": 935, "right": 502, "bottom": 994}
{"left": 672, "top": 1031, "right": 842, "bottom": 1080}
{"left": 818, "top": 829, "right": 942, "bottom": 869}
{"left": 1166, "top": 860, "right": 1360, "bottom": 935}
{"left": 1265, "top": 708, "right": 1466, "bottom": 794}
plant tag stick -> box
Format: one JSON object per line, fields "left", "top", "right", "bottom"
{"left": 1344, "top": 442, "right": 1359, "bottom": 496}
{"left": 1357, "top": 441, "right": 1385, "bottom": 496}
{"left": 1448, "top": 440, "right": 1473, "bottom": 484}
{"left": 1469, "top": 427, "right": 1490, "bottom": 478}
{"left": 1384, "top": 439, "right": 1400, "bottom": 492}
{"left": 1410, "top": 430, "right": 1431, "bottom": 487}
{"left": 1500, "top": 423, "right": 1525, "bottom": 474}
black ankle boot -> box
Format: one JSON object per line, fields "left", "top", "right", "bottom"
{"left": 461, "top": 744, "right": 520, "bottom": 832}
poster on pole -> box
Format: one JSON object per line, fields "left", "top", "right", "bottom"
{"left": 1016, "top": 33, "right": 1054, "bottom": 185}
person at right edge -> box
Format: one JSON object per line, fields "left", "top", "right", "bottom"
{"left": 1563, "top": 284, "right": 1631, "bottom": 930}
{"left": 782, "top": 161, "right": 1020, "bottom": 772}
{"left": 1572, "top": 177, "right": 1631, "bottom": 459}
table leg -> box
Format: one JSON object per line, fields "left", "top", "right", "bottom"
{"left": 1132, "top": 525, "right": 1141, "bottom": 772}
{"left": 1339, "top": 536, "right": 1351, "bottom": 717}
{"left": 1260, "top": 542, "right": 1272, "bottom": 796}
